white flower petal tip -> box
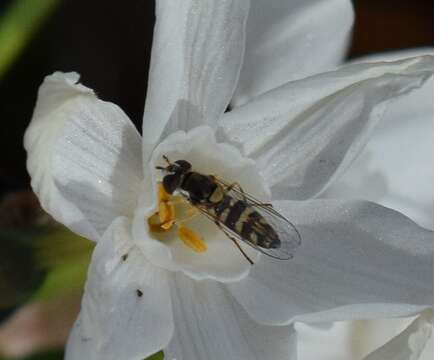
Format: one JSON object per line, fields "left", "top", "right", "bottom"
{"left": 133, "top": 126, "right": 270, "bottom": 283}
{"left": 25, "top": 72, "right": 143, "bottom": 241}
{"left": 221, "top": 55, "right": 434, "bottom": 201}
{"left": 363, "top": 310, "right": 434, "bottom": 360}
{"left": 234, "top": 0, "right": 354, "bottom": 105}
{"left": 66, "top": 217, "right": 173, "bottom": 360}
{"left": 325, "top": 50, "right": 434, "bottom": 229}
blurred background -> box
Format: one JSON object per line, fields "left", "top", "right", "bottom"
{"left": 0, "top": 0, "right": 433, "bottom": 359}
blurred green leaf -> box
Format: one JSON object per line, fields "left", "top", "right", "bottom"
{"left": 34, "top": 229, "right": 94, "bottom": 270}
{"left": 146, "top": 352, "right": 164, "bottom": 360}
{"left": 0, "top": 0, "right": 61, "bottom": 80}
{"left": 32, "top": 256, "right": 89, "bottom": 300}
{"left": 0, "top": 191, "right": 83, "bottom": 308}
{"left": 33, "top": 228, "right": 94, "bottom": 301}
{"left": 0, "top": 349, "right": 163, "bottom": 360}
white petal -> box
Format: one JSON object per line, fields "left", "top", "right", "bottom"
{"left": 220, "top": 56, "right": 434, "bottom": 200}
{"left": 65, "top": 217, "right": 173, "bottom": 360}
{"left": 233, "top": 0, "right": 354, "bottom": 106}
{"left": 357, "top": 48, "right": 434, "bottom": 123}
{"left": 350, "top": 48, "right": 434, "bottom": 123}
{"left": 363, "top": 311, "right": 433, "bottom": 360}
{"left": 142, "top": 0, "right": 250, "bottom": 160}
{"left": 297, "top": 322, "right": 353, "bottom": 360}
{"left": 25, "top": 72, "right": 143, "bottom": 241}
{"left": 164, "top": 273, "right": 297, "bottom": 360}
{"left": 324, "top": 113, "right": 434, "bottom": 230}
{"left": 229, "top": 200, "right": 434, "bottom": 325}
{"left": 325, "top": 49, "right": 434, "bottom": 230}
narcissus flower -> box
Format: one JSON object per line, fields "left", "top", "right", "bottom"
{"left": 24, "top": 1, "right": 434, "bottom": 359}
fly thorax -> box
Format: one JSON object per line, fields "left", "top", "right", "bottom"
{"left": 181, "top": 172, "right": 216, "bottom": 203}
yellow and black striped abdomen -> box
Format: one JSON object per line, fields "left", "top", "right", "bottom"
{"left": 210, "top": 195, "right": 280, "bottom": 249}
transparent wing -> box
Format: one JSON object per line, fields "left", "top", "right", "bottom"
{"left": 250, "top": 204, "right": 302, "bottom": 260}
{"left": 198, "top": 177, "right": 301, "bottom": 260}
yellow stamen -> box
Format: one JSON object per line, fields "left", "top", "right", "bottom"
{"left": 178, "top": 226, "right": 208, "bottom": 253}
{"left": 159, "top": 201, "right": 175, "bottom": 227}
{"left": 147, "top": 213, "right": 166, "bottom": 233}
{"left": 161, "top": 219, "right": 174, "bottom": 230}
{"left": 158, "top": 183, "right": 171, "bottom": 202}
{"left": 147, "top": 182, "right": 208, "bottom": 253}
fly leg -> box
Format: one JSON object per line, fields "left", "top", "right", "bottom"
{"left": 211, "top": 175, "right": 273, "bottom": 208}
{"left": 226, "top": 181, "right": 243, "bottom": 193}
{"left": 251, "top": 203, "right": 273, "bottom": 208}
{"left": 227, "top": 182, "right": 273, "bottom": 208}
{"left": 218, "top": 180, "right": 248, "bottom": 201}
{"left": 215, "top": 221, "right": 254, "bottom": 265}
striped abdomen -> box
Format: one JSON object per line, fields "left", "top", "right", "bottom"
{"left": 209, "top": 195, "right": 280, "bottom": 249}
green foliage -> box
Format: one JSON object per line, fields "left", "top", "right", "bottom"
{"left": 0, "top": 350, "right": 164, "bottom": 360}
{"left": 0, "top": 0, "right": 61, "bottom": 79}
{"left": 146, "top": 352, "right": 164, "bottom": 360}
{"left": 33, "top": 228, "right": 94, "bottom": 301}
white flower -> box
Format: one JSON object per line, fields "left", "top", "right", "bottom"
{"left": 321, "top": 48, "right": 434, "bottom": 360}
{"left": 24, "top": 1, "right": 434, "bottom": 359}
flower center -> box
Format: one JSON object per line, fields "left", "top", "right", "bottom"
{"left": 132, "top": 126, "right": 270, "bottom": 282}
{"left": 147, "top": 183, "right": 208, "bottom": 253}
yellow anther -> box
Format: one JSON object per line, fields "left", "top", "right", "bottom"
{"left": 159, "top": 201, "right": 175, "bottom": 227}
{"left": 161, "top": 220, "right": 174, "bottom": 230}
{"left": 147, "top": 213, "right": 166, "bottom": 233}
{"left": 158, "top": 183, "right": 171, "bottom": 202}
{"left": 178, "top": 226, "right": 207, "bottom": 253}
{"left": 148, "top": 182, "right": 207, "bottom": 254}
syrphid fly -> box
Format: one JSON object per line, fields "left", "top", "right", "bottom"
{"left": 156, "top": 156, "right": 301, "bottom": 264}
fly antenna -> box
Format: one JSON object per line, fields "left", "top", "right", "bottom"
{"left": 163, "top": 155, "right": 171, "bottom": 164}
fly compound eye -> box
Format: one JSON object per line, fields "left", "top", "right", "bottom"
{"left": 174, "top": 160, "right": 192, "bottom": 172}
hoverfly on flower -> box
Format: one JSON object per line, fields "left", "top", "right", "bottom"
{"left": 152, "top": 156, "right": 301, "bottom": 264}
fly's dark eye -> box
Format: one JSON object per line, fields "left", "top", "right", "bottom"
{"left": 163, "top": 174, "right": 181, "bottom": 194}
{"left": 175, "top": 160, "right": 191, "bottom": 172}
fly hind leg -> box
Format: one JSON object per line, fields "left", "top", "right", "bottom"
{"left": 218, "top": 180, "right": 249, "bottom": 201}
{"left": 227, "top": 182, "right": 273, "bottom": 208}
{"left": 215, "top": 221, "right": 254, "bottom": 265}
{"left": 211, "top": 176, "right": 273, "bottom": 208}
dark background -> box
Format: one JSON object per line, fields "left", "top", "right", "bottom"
{"left": 0, "top": 0, "right": 434, "bottom": 194}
